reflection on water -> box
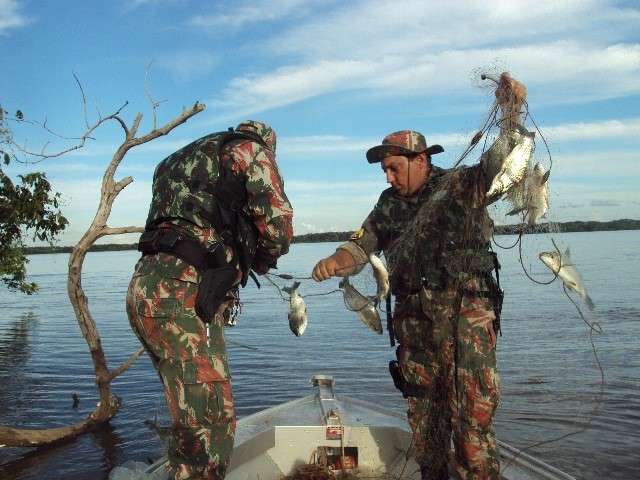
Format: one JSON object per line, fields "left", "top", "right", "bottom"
{"left": 0, "top": 312, "right": 39, "bottom": 423}
{"left": 0, "top": 232, "right": 639, "bottom": 479}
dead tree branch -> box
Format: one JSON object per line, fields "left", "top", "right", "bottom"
{"left": 108, "top": 346, "right": 146, "bottom": 382}
{"left": 0, "top": 98, "right": 206, "bottom": 448}
{"left": 9, "top": 101, "right": 130, "bottom": 163}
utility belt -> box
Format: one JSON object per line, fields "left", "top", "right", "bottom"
{"left": 393, "top": 281, "right": 503, "bottom": 335}
{"left": 386, "top": 250, "right": 504, "bottom": 398}
{"left": 138, "top": 228, "right": 237, "bottom": 324}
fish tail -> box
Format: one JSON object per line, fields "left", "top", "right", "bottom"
{"left": 282, "top": 281, "right": 301, "bottom": 295}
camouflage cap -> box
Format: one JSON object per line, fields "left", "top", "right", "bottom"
{"left": 366, "top": 130, "right": 444, "bottom": 164}
{"left": 236, "top": 120, "right": 277, "bottom": 153}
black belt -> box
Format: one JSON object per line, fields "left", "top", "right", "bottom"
{"left": 137, "top": 228, "right": 226, "bottom": 273}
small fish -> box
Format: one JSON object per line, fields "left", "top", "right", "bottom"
{"left": 539, "top": 247, "right": 595, "bottom": 310}
{"left": 487, "top": 126, "right": 536, "bottom": 199}
{"left": 283, "top": 281, "right": 308, "bottom": 336}
{"left": 339, "top": 277, "right": 383, "bottom": 334}
{"left": 369, "top": 253, "right": 390, "bottom": 305}
{"left": 507, "top": 162, "right": 549, "bottom": 225}
{"left": 356, "top": 302, "right": 383, "bottom": 335}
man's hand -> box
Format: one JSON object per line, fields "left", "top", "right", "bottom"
{"left": 311, "top": 249, "right": 357, "bottom": 281}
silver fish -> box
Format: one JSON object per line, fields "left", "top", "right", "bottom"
{"left": 282, "top": 281, "right": 308, "bottom": 336}
{"left": 339, "top": 277, "right": 383, "bottom": 334}
{"left": 507, "top": 162, "right": 549, "bottom": 225}
{"left": 539, "top": 247, "right": 595, "bottom": 310}
{"left": 487, "top": 126, "right": 536, "bottom": 199}
{"left": 369, "top": 253, "right": 389, "bottom": 305}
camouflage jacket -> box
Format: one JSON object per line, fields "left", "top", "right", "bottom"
{"left": 339, "top": 132, "right": 519, "bottom": 295}
{"left": 144, "top": 132, "right": 293, "bottom": 284}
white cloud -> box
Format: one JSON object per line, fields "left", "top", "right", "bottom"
{"left": 211, "top": 59, "right": 378, "bottom": 116}
{"left": 286, "top": 179, "right": 385, "bottom": 193}
{"left": 280, "top": 135, "right": 377, "bottom": 155}
{"left": 50, "top": 178, "right": 152, "bottom": 244}
{"left": 210, "top": 41, "right": 640, "bottom": 118}
{"left": 551, "top": 151, "right": 640, "bottom": 178}
{"left": 201, "top": 0, "right": 639, "bottom": 118}
{"left": 270, "top": 0, "right": 639, "bottom": 59}
{"left": 123, "top": 0, "right": 183, "bottom": 12}
{"left": 189, "top": 0, "right": 324, "bottom": 28}
{"left": 0, "top": 0, "right": 29, "bottom": 33}
{"left": 280, "top": 116, "right": 640, "bottom": 157}
{"left": 66, "top": 137, "right": 192, "bottom": 158}
{"left": 542, "top": 118, "right": 640, "bottom": 142}
{"left": 155, "top": 50, "right": 217, "bottom": 81}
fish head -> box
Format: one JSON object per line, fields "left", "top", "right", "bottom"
{"left": 539, "top": 250, "right": 561, "bottom": 272}
{"left": 516, "top": 124, "right": 536, "bottom": 139}
{"left": 289, "top": 317, "right": 307, "bottom": 336}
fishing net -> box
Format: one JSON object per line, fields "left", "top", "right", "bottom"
{"left": 263, "top": 68, "right": 601, "bottom": 472}
{"left": 340, "top": 258, "right": 386, "bottom": 312}
{"left": 376, "top": 69, "right": 607, "bottom": 474}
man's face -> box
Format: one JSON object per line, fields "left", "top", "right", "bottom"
{"left": 381, "top": 154, "right": 429, "bottom": 196}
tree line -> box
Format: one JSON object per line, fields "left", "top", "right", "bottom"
{"left": 23, "top": 218, "right": 640, "bottom": 255}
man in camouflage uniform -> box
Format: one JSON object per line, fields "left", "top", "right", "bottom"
{"left": 312, "top": 74, "right": 527, "bottom": 479}
{"left": 127, "top": 120, "right": 293, "bottom": 479}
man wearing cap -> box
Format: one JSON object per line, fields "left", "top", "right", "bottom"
{"left": 127, "top": 120, "right": 293, "bottom": 479}
{"left": 312, "top": 73, "right": 527, "bottom": 480}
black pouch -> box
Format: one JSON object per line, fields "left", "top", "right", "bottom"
{"left": 235, "top": 214, "right": 259, "bottom": 286}
{"left": 491, "top": 287, "right": 504, "bottom": 336}
{"left": 388, "top": 360, "right": 428, "bottom": 399}
{"left": 195, "top": 266, "right": 238, "bottom": 324}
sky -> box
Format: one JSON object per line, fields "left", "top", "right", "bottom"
{"left": 1, "top": 0, "right": 639, "bottom": 245}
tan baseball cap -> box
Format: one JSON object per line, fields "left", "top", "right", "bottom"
{"left": 366, "top": 130, "right": 444, "bottom": 163}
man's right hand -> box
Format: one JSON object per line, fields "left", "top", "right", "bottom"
{"left": 312, "top": 256, "right": 340, "bottom": 282}
{"left": 311, "top": 249, "right": 357, "bottom": 281}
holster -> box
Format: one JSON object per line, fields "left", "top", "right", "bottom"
{"left": 389, "top": 360, "right": 428, "bottom": 399}
{"left": 235, "top": 213, "right": 259, "bottom": 286}
{"left": 196, "top": 266, "right": 237, "bottom": 323}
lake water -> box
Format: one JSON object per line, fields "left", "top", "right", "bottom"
{"left": 0, "top": 231, "right": 638, "bottom": 480}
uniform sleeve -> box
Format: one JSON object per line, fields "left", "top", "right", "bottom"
{"left": 335, "top": 196, "right": 385, "bottom": 274}
{"left": 449, "top": 165, "right": 488, "bottom": 210}
{"left": 228, "top": 142, "right": 293, "bottom": 270}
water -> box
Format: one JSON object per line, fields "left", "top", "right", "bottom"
{"left": 0, "top": 231, "right": 638, "bottom": 480}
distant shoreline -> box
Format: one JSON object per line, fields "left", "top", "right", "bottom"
{"left": 24, "top": 219, "right": 640, "bottom": 255}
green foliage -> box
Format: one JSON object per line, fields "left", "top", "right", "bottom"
{"left": 0, "top": 105, "right": 68, "bottom": 294}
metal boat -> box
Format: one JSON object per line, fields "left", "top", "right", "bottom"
{"left": 138, "top": 374, "right": 576, "bottom": 480}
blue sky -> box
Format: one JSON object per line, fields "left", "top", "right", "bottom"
{"left": 1, "top": 0, "right": 639, "bottom": 244}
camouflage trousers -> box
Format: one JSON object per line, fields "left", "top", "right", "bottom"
{"left": 126, "top": 254, "right": 236, "bottom": 480}
{"left": 393, "top": 285, "right": 500, "bottom": 480}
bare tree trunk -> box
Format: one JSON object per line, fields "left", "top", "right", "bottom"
{"left": 0, "top": 101, "right": 205, "bottom": 447}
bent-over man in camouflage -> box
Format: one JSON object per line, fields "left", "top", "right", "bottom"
{"left": 127, "top": 120, "right": 293, "bottom": 479}
{"left": 312, "top": 74, "right": 527, "bottom": 480}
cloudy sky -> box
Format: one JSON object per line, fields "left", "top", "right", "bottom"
{"left": 1, "top": 0, "right": 639, "bottom": 244}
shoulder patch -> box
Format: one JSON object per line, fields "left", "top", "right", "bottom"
{"left": 350, "top": 228, "right": 365, "bottom": 241}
